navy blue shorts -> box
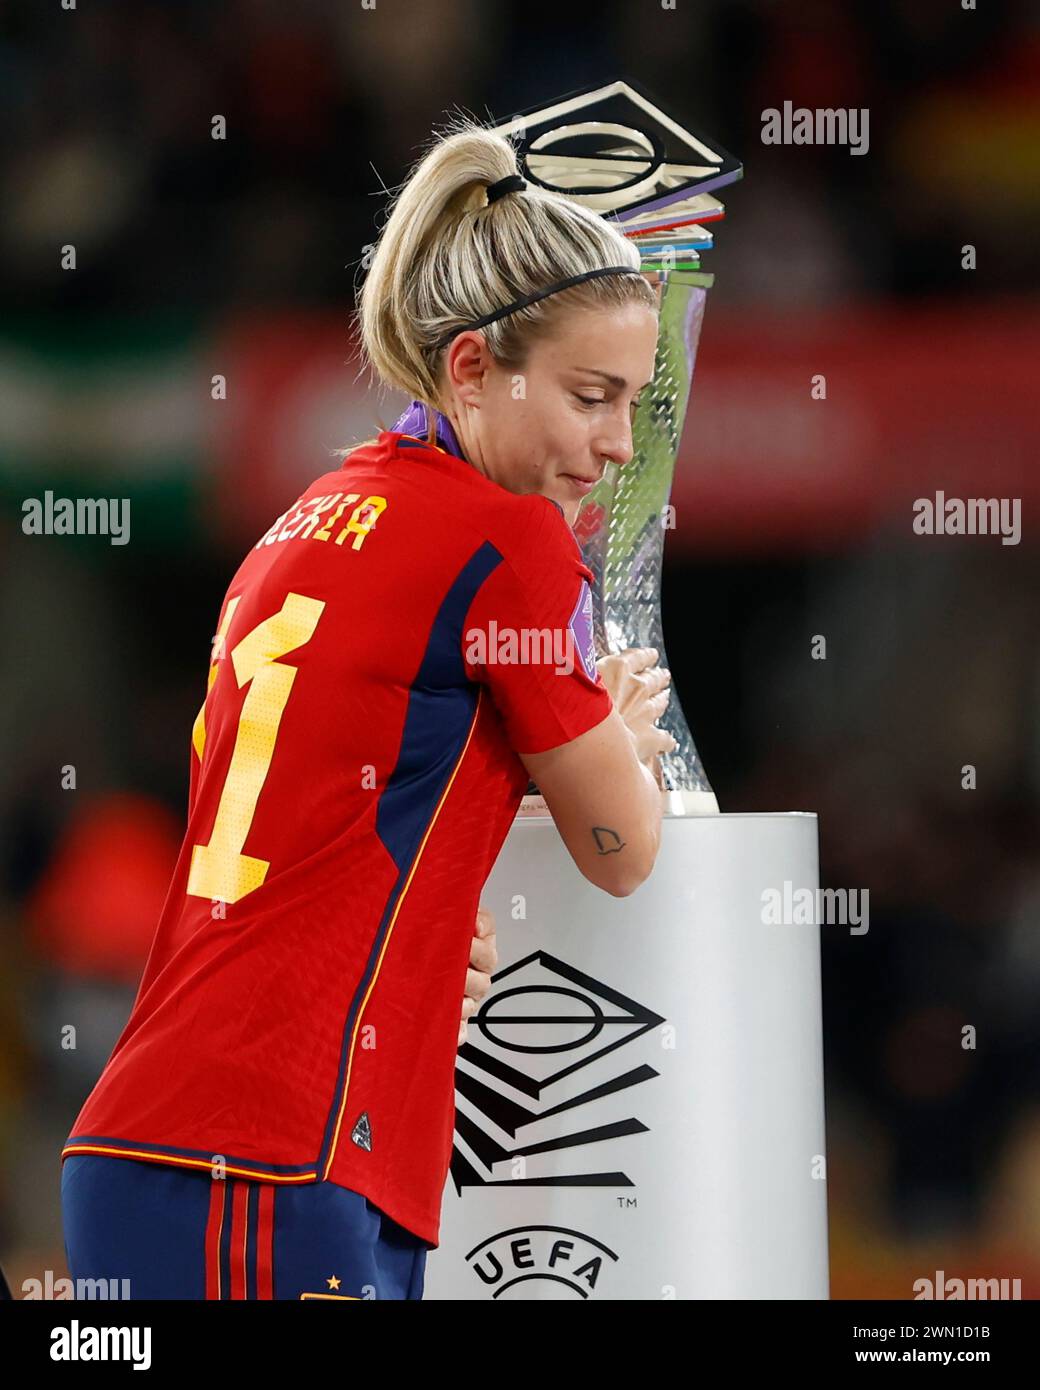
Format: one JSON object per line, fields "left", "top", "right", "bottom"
{"left": 61, "top": 1154, "right": 427, "bottom": 1300}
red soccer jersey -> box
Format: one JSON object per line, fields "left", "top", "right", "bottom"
{"left": 62, "top": 429, "right": 612, "bottom": 1247}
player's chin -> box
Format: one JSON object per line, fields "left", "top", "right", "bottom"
{"left": 547, "top": 485, "right": 581, "bottom": 526}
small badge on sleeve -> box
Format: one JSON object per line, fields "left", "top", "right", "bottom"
{"left": 568, "top": 577, "right": 597, "bottom": 680}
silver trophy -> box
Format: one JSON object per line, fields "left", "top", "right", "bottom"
{"left": 493, "top": 79, "right": 742, "bottom": 815}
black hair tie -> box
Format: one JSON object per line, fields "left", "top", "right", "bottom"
{"left": 486, "top": 173, "right": 527, "bottom": 204}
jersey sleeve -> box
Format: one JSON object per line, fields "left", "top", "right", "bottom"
{"left": 462, "top": 498, "right": 613, "bottom": 754}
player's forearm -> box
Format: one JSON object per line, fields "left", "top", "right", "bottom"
{"left": 614, "top": 727, "right": 664, "bottom": 885}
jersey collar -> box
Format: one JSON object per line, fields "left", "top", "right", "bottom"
{"left": 381, "top": 404, "right": 567, "bottom": 523}
{"left": 388, "top": 399, "right": 467, "bottom": 462}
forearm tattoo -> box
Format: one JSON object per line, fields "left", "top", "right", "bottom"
{"left": 591, "top": 826, "right": 625, "bottom": 855}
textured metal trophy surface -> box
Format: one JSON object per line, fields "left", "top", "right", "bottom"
{"left": 574, "top": 269, "right": 717, "bottom": 813}
{"left": 494, "top": 79, "right": 741, "bottom": 815}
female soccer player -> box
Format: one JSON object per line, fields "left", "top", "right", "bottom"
{"left": 60, "top": 121, "right": 674, "bottom": 1300}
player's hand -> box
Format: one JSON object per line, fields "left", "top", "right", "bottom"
{"left": 596, "top": 647, "right": 678, "bottom": 766}
{"left": 459, "top": 906, "right": 497, "bottom": 1046}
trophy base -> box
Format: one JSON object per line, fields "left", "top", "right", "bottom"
{"left": 518, "top": 788, "right": 720, "bottom": 818}
{"left": 662, "top": 788, "right": 720, "bottom": 816}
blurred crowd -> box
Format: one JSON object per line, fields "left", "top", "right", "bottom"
{"left": 3, "top": 0, "right": 1037, "bottom": 313}
{"left": 1, "top": 0, "right": 1038, "bottom": 1299}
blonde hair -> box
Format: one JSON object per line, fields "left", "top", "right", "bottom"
{"left": 342, "top": 115, "right": 657, "bottom": 454}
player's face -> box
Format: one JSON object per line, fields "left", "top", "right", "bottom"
{"left": 444, "top": 302, "right": 660, "bottom": 526}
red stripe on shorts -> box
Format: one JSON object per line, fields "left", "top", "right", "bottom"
{"left": 229, "top": 1181, "right": 250, "bottom": 1299}
{"left": 204, "top": 1177, "right": 225, "bottom": 1300}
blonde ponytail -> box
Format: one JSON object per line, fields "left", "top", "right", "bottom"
{"left": 351, "top": 114, "right": 656, "bottom": 430}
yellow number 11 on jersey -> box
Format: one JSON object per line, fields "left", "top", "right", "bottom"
{"left": 188, "top": 591, "right": 325, "bottom": 904}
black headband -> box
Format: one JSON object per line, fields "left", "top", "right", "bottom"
{"left": 432, "top": 265, "right": 644, "bottom": 351}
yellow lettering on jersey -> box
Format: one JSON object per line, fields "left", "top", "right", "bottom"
{"left": 277, "top": 496, "right": 320, "bottom": 542}
{"left": 187, "top": 591, "right": 325, "bottom": 904}
{"left": 313, "top": 494, "right": 359, "bottom": 542}
{"left": 191, "top": 595, "right": 243, "bottom": 761}
{"left": 255, "top": 499, "right": 299, "bottom": 549}
{"left": 287, "top": 493, "right": 345, "bottom": 541}
{"left": 336, "top": 495, "right": 387, "bottom": 550}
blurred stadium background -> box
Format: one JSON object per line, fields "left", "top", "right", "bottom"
{"left": 1, "top": 0, "right": 1038, "bottom": 1299}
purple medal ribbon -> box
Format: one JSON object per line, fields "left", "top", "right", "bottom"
{"left": 390, "top": 399, "right": 466, "bottom": 461}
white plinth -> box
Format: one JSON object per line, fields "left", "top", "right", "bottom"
{"left": 424, "top": 811, "right": 829, "bottom": 1300}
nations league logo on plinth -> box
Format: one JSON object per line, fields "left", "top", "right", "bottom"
{"left": 492, "top": 79, "right": 742, "bottom": 816}
{"left": 451, "top": 948, "right": 665, "bottom": 1299}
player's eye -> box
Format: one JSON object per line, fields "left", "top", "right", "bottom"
{"left": 574, "top": 394, "right": 603, "bottom": 408}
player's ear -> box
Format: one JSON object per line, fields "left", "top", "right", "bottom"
{"left": 443, "top": 330, "right": 494, "bottom": 407}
